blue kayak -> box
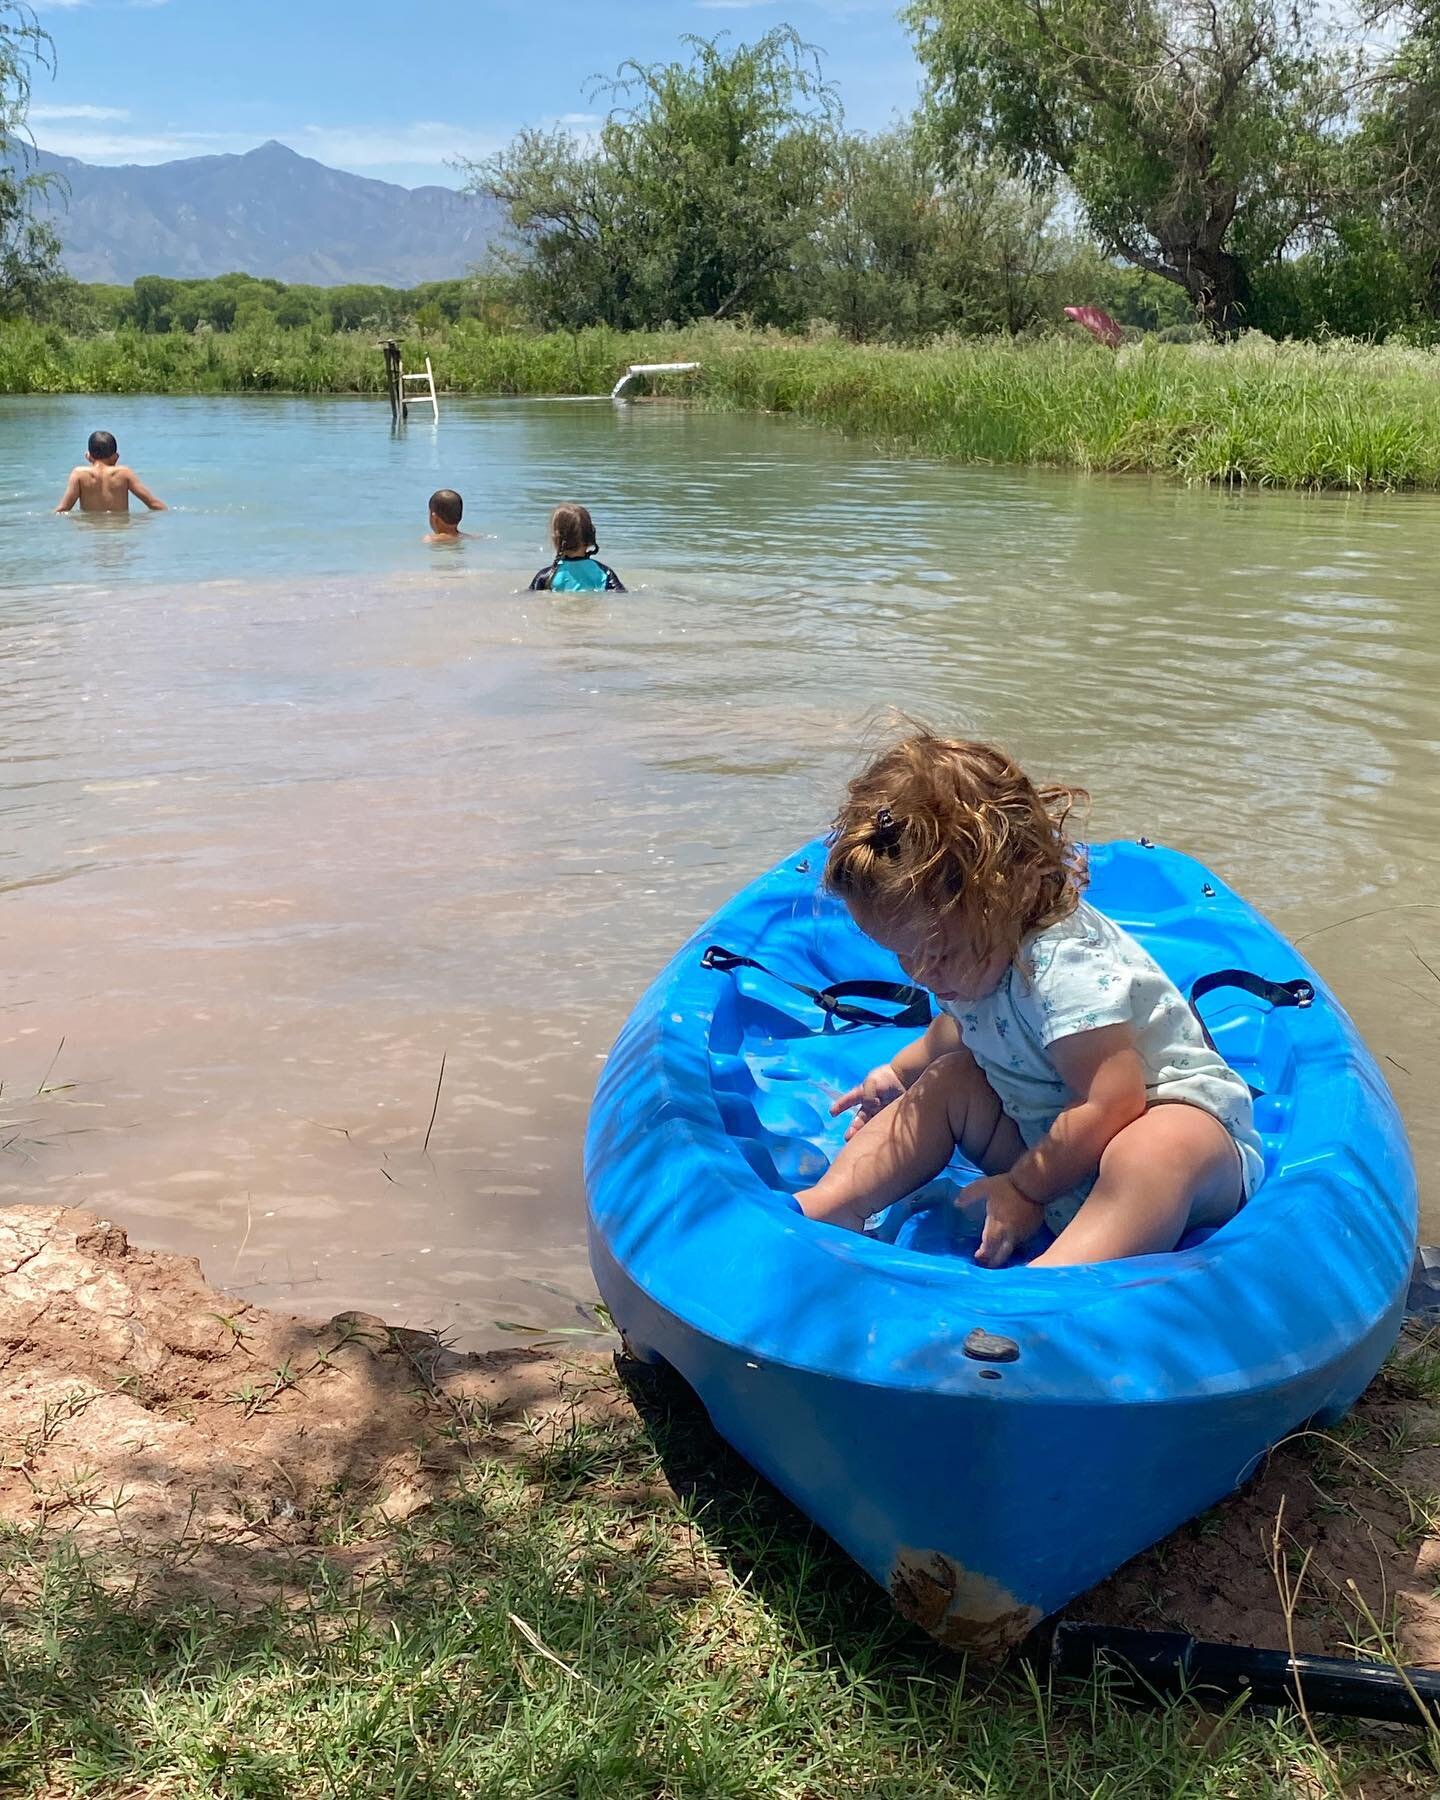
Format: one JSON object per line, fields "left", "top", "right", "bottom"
{"left": 585, "top": 840, "right": 1417, "bottom": 1653}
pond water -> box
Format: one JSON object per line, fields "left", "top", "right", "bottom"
{"left": 1, "top": 392, "right": 1437, "bottom": 1342}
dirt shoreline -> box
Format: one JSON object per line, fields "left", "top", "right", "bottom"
{"left": 0, "top": 1204, "right": 627, "bottom": 1608}
{"left": 3, "top": 1203, "right": 1438, "bottom": 1668}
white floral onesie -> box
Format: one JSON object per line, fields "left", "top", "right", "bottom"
{"left": 940, "top": 900, "right": 1266, "bottom": 1233}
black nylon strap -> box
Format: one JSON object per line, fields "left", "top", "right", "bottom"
{"left": 1188, "top": 968, "right": 1314, "bottom": 1097}
{"left": 1189, "top": 968, "right": 1314, "bottom": 1053}
{"left": 701, "top": 946, "right": 1313, "bottom": 1054}
{"left": 700, "top": 945, "right": 932, "bottom": 1030}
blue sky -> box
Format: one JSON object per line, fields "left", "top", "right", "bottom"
{"left": 27, "top": 0, "right": 922, "bottom": 187}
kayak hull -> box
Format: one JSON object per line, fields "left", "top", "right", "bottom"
{"left": 584, "top": 841, "right": 1417, "bottom": 1649}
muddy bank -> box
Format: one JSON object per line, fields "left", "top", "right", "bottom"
{"left": 0, "top": 1205, "right": 624, "bottom": 1607}
{"left": 2, "top": 1204, "right": 1438, "bottom": 1668}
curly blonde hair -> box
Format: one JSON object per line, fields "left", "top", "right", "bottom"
{"left": 825, "top": 731, "right": 1088, "bottom": 971}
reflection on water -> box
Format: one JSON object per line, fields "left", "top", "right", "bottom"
{"left": 1, "top": 395, "right": 1437, "bottom": 1341}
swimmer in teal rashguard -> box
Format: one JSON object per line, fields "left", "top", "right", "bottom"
{"left": 528, "top": 503, "right": 626, "bottom": 593}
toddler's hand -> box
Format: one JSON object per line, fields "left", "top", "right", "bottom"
{"left": 964, "top": 1174, "right": 1047, "bottom": 1268}
{"left": 830, "top": 1062, "right": 906, "bottom": 1141}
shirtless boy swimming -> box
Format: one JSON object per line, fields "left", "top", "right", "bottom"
{"left": 55, "top": 432, "right": 166, "bottom": 514}
{"left": 424, "top": 488, "right": 467, "bottom": 542}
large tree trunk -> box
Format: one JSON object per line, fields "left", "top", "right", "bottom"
{"left": 1425, "top": 253, "right": 1440, "bottom": 320}
{"left": 1179, "top": 248, "right": 1253, "bottom": 338}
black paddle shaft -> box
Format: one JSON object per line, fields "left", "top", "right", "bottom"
{"left": 1053, "top": 1622, "right": 1440, "bottom": 1728}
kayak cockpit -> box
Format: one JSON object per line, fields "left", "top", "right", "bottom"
{"left": 700, "top": 843, "right": 1313, "bottom": 1269}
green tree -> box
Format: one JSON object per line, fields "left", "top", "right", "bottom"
{"left": 201, "top": 281, "right": 243, "bottom": 331}
{"left": 131, "top": 275, "right": 179, "bottom": 333}
{"left": 907, "top": 0, "right": 1346, "bottom": 334}
{"left": 811, "top": 128, "right": 1071, "bottom": 339}
{"left": 325, "top": 284, "right": 398, "bottom": 331}
{"left": 1357, "top": 1, "right": 1440, "bottom": 315}
{"left": 470, "top": 126, "right": 631, "bottom": 330}
{"left": 0, "top": 2, "right": 63, "bottom": 318}
{"left": 467, "top": 28, "right": 841, "bottom": 330}
{"left": 810, "top": 131, "right": 945, "bottom": 340}
{"left": 275, "top": 286, "right": 320, "bottom": 328}
{"left": 1246, "top": 217, "right": 1424, "bottom": 339}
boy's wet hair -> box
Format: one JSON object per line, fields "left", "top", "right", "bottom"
{"left": 87, "top": 430, "right": 118, "bottom": 460}
{"left": 825, "top": 730, "right": 1089, "bottom": 972}
{"left": 550, "top": 503, "right": 598, "bottom": 557}
{"left": 429, "top": 489, "right": 463, "bottom": 526}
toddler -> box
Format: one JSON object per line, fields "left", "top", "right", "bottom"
{"left": 796, "top": 732, "right": 1264, "bottom": 1268}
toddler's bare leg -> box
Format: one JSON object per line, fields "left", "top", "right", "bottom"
{"left": 1030, "top": 1103, "right": 1242, "bottom": 1268}
{"left": 797, "top": 1050, "right": 1023, "bottom": 1232}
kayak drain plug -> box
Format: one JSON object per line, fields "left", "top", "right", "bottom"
{"left": 963, "top": 1329, "right": 1020, "bottom": 1364}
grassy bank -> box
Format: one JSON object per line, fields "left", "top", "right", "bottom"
{"left": 709, "top": 333, "right": 1440, "bottom": 490}
{"left": 2, "top": 1206, "right": 1439, "bottom": 1797}
{"left": 8, "top": 1360, "right": 1440, "bottom": 1800}
{"left": 6, "top": 318, "right": 1440, "bottom": 488}
{"left": 6, "top": 1355, "right": 1440, "bottom": 1797}
{"left": 0, "top": 318, "right": 701, "bottom": 399}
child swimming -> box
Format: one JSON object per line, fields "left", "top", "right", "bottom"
{"left": 425, "top": 488, "right": 467, "bottom": 542}
{"left": 528, "top": 504, "right": 626, "bottom": 593}
{"left": 796, "top": 732, "right": 1264, "bottom": 1269}
{"left": 55, "top": 431, "right": 166, "bottom": 515}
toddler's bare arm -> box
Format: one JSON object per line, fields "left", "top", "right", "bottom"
{"left": 892, "top": 1010, "right": 961, "bottom": 1084}
{"left": 829, "top": 1012, "right": 963, "bottom": 1140}
{"left": 1007, "top": 1024, "right": 1147, "bottom": 1205}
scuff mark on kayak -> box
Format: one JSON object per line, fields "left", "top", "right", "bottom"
{"left": 889, "top": 1547, "right": 1041, "bottom": 1657}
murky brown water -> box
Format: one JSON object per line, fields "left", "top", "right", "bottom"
{"left": 3, "top": 396, "right": 1437, "bottom": 1340}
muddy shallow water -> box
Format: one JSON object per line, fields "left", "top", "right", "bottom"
{"left": 2, "top": 394, "right": 1437, "bottom": 1342}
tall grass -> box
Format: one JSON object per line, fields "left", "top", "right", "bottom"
{"left": 6, "top": 318, "right": 1440, "bottom": 489}
{"left": 0, "top": 319, "right": 708, "bottom": 399}
{"left": 0, "top": 1356, "right": 1421, "bottom": 1798}
{"left": 704, "top": 332, "right": 1440, "bottom": 490}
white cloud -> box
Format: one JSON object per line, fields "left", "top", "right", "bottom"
{"left": 294, "top": 120, "right": 507, "bottom": 170}
{"left": 30, "top": 103, "right": 131, "bottom": 122}
{"left": 29, "top": 117, "right": 507, "bottom": 180}
{"left": 34, "top": 127, "right": 199, "bottom": 158}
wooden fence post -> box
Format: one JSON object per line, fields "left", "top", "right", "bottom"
{"left": 381, "top": 340, "right": 403, "bottom": 424}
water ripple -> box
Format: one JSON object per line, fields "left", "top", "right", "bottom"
{"left": 2, "top": 395, "right": 1438, "bottom": 1337}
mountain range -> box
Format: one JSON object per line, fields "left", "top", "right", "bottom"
{"left": 26, "top": 140, "right": 504, "bottom": 288}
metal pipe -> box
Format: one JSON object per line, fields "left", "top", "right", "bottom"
{"left": 610, "top": 362, "right": 702, "bottom": 401}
